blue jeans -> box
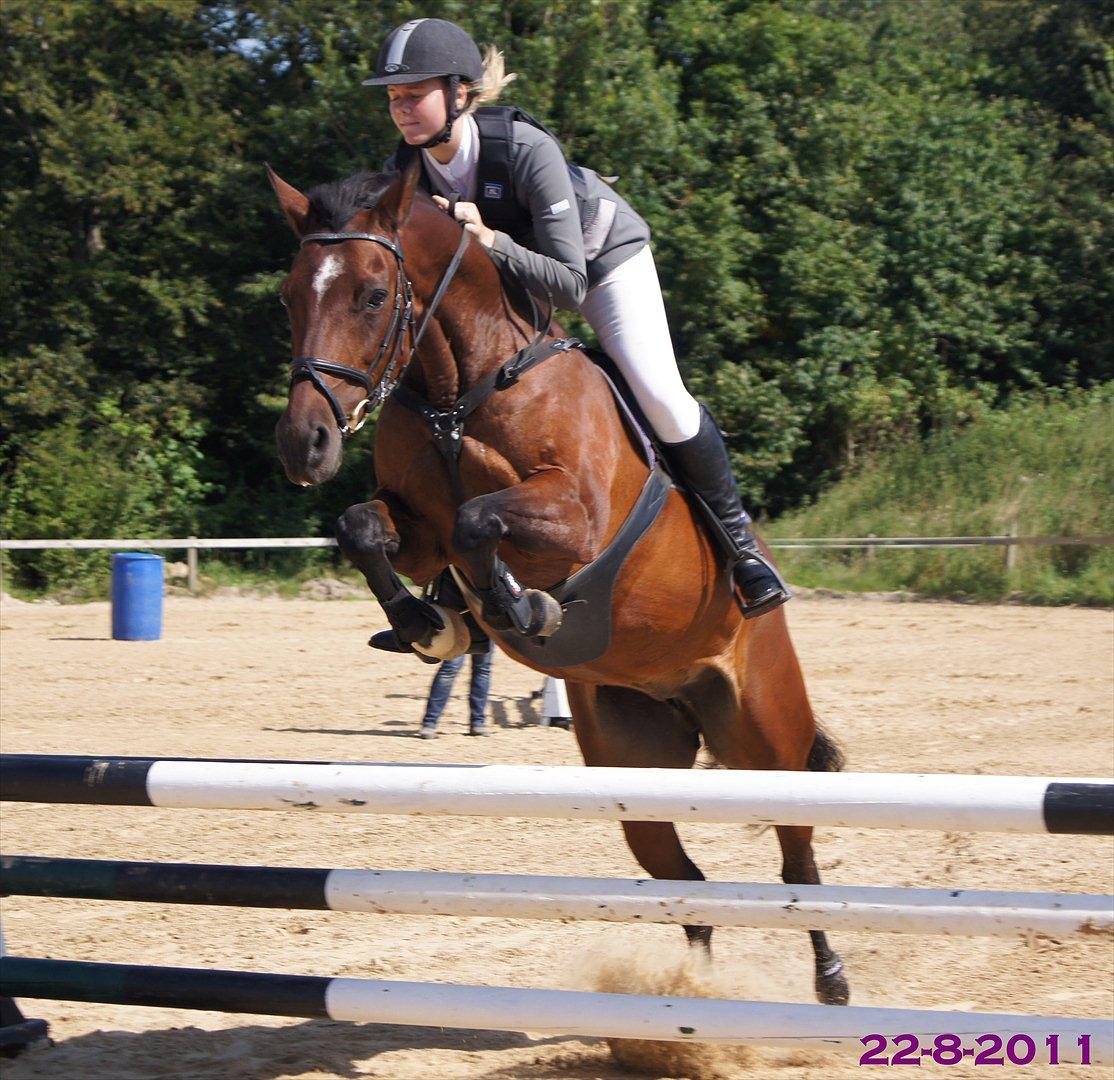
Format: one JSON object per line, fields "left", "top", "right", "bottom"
{"left": 421, "top": 645, "right": 493, "bottom": 729}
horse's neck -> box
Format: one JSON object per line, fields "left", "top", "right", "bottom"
{"left": 406, "top": 225, "right": 529, "bottom": 409}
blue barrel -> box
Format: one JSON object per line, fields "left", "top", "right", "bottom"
{"left": 111, "top": 553, "right": 164, "bottom": 641}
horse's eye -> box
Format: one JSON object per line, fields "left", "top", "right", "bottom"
{"left": 367, "top": 288, "right": 389, "bottom": 309}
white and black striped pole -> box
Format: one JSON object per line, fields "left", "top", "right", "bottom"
{"left": 3, "top": 856, "right": 1111, "bottom": 939}
{"left": 1, "top": 957, "right": 1111, "bottom": 1062}
{"left": 2, "top": 755, "right": 1111, "bottom": 834}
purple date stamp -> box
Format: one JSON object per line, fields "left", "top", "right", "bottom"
{"left": 859, "top": 1033, "right": 1095, "bottom": 1066}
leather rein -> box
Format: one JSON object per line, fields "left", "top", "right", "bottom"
{"left": 290, "top": 224, "right": 576, "bottom": 448}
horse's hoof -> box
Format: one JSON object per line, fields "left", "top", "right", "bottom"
{"left": 369, "top": 631, "right": 439, "bottom": 664}
{"left": 684, "top": 924, "right": 713, "bottom": 957}
{"left": 413, "top": 604, "right": 471, "bottom": 660}
{"left": 369, "top": 630, "right": 412, "bottom": 653}
{"left": 816, "top": 962, "right": 850, "bottom": 1006}
{"left": 523, "top": 589, "right": 562, "bottom": 637}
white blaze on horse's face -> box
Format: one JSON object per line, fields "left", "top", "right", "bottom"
{"left": 311, "top": 252, "right": 344, "bottom": 314}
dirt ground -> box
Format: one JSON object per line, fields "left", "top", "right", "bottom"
{"left": 1, "top": 593, "right": 1111, "bottom": 1080}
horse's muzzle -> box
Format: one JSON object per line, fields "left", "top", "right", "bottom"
{"left": 275, "top": 406, "right": 343, "bottom": 486}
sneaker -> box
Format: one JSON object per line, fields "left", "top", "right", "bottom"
{"left": 419, "top": 724, "right": 438, "bottom": 740}
{"left": 468, "top": 724, "right": 490, "bottom": 737}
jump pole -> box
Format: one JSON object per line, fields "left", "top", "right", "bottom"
{"left": 3, "top": 755, "right": 1112, "bottom": 834}
{"left": 2, "top": 957, "right": 1110, "bottom": 1063}
{"left": 3, "top": 856, "right": 1111, "bottom": 940}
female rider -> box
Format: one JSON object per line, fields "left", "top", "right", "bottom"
{"left": 365, "top": 17, "right": 789, "bottom": 619}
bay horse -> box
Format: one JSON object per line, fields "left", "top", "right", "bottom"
{"left": 269, "top": 159, "right": 850, "bottom": 1006}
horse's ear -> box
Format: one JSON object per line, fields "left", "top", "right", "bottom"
{"left": 266, "top": 163, "right": 310, "bottom": 236}
{"left": 378, "top": 156, "right": 422, "bottom": 232}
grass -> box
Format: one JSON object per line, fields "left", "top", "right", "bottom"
{"left": 766, "top": 385, "right": 1114, "bottom": 605}
{"left": 0, "top": 548, "right": 363, "bottom": 603}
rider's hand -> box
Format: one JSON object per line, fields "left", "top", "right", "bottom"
{"left": 432, "top": 196, "right": 496, "bottom": 249}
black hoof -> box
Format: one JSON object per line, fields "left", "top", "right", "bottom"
{"left": 369, "top": 631, "right": 439, "bottom": 664}
{"left": 816, "top": 961, "right": 850, "bottom": 1005}
{"left": 684, "top": 924, "right": 713, "bottom": 955}
{"left": 523, "top": 589, "right": 562, "bottom": 636}
{"left": 370, "top": 630, "right": 412, "bottom": 653}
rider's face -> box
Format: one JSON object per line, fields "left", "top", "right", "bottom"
{"left": 387, "top": 78, "right": 450, "bottom": 145}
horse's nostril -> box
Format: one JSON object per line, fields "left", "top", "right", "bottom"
{"left": 312, "top": 425, "right": 330, "bottom": 453}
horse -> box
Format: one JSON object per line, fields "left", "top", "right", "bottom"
{"left": 269, "top": 159, "right": 850, "bottom": 1007}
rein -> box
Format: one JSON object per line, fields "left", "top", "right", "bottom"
{"left": 289, "top": 227, "right": 470, "bottom": 436}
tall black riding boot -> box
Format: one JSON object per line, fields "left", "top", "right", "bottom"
{"left": 662, "top": 406, "right": 791, "bottom": 619}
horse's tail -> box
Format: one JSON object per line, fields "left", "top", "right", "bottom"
{"left": 807, "top": 724, "right": 845, "bottom": 773}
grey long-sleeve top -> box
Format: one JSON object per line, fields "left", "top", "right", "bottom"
{"left": 485, "top": 125, "right": 588, "bottom": 309}
{"left": 386, "top": 119, "right": 650, "bottom": 311}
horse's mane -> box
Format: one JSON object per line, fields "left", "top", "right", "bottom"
{"left": 305, "top": 170, "right": 397, "bottom": 231}
{"left": 305, "top": 167, "right": 534, "bottom": 329}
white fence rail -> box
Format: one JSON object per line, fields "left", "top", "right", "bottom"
{"left": 3, "top": 534, "right": 1110, "bottom": 592}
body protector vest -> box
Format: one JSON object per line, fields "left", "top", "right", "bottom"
{"left": 394, "top": 105, "right": 623, "bottom": 263}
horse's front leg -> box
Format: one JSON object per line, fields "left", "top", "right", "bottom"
{"left": 452, "top": 469, "right": 593, "bottom": 637}
{"left": 336, "top": 492, "right": 462, "bottom": 658}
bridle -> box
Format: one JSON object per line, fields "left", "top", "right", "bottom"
{"left": 289, "top": 216, "right": 578, "bottom": 488}
{"left": 289, "top": 225, "right": 470, "bottom": 436}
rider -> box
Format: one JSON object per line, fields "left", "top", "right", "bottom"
{"left": 365, "top": 17, "right": 789, "bottom": 619}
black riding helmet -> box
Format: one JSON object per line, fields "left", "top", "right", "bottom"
{"left": 363, "top": 18, "right": 484, "bottom": 148}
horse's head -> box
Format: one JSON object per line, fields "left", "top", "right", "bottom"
{"left": 270, "top": 161, "right": 421, "bottom": 486}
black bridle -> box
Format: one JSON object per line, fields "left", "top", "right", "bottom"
{"left": 290, "top": 218, "right": 578, "bottom": 481}
{"left": 289, "top": 226, "right": 469, "bottom": 436}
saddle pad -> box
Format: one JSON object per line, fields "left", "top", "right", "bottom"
{"left": 584, "top": 346, "right": 657, "bottom": 469}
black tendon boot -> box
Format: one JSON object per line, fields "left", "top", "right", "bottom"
{"left": 663, "top": 406, "right": 791, "bottom": 619}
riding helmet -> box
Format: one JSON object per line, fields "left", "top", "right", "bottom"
{"left": 363, "top": 18, "right": 484, "bottom": 86}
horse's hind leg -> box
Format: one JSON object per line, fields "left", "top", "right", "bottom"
{"left": 567, "top": 682, "right": 713, "bottom": 953}
{"left": 775, "top": 824, "right": 849, "bottom": 1005}
{"left": 682, "top": 622, "right": 851, "bottom": 1006}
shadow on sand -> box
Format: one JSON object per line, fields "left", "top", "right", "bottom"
{"left": 263, "top": 696, "right": 550, "bottom": 739}
{"left": 2, "top": 1017, "right": 630, "bottom": 1080}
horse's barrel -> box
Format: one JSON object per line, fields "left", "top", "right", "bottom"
{"left": 111, "top": 552, "right": 164, "bottom": 641}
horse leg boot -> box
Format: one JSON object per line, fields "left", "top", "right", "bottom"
{"left": 661, "top": 405, "right": 790, "bottom": 619}
{"left": 336, "top": 499, "right": 467, "bottom": 662}
{"left": 451, "top": 474, "right": 593, "bottom": 637}
{"left": 455, "top": 539, "right": 561, "bottom": 638}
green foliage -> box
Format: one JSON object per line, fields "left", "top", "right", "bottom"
{"left": 768, "top": 385, "right": 1114, "bottom": 604}
{"left": 1, "top": 0, "right": 1110, "bottom": 596}
{"left": 1, "top": 395, "right": 209, "bottom": 591}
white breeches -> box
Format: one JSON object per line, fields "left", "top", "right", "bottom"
{"left": 578, "top": 245, "right": 701, "bottom": 444}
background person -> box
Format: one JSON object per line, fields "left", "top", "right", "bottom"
{"left": 419, "top": 641, "right": 493, "bottom": 738}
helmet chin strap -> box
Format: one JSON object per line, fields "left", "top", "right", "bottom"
{"left": 420, "top": 74, "right": 460, "bottom": 148}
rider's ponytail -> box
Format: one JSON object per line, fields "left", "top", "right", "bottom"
{"left": 465, "top": 46, "right": 517, "bottom": 111}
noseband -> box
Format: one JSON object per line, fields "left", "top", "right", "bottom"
{"left": 290, "top": 227, "right": 470, "bottom": 436}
